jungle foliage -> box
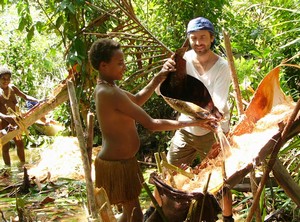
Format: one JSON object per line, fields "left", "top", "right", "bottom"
{"left": 1, "top": 0, "right": 299, "bottom": 130}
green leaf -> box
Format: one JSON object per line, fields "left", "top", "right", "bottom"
{"left": 26, "top": 25, "right": 34, "bottom": 41}
{"left": 35, "top": 21, "right": 44, "bottom": 33}
{"left": 18, "top": 17, "right": 26, "bottom": 31}
{"left": 55, "top": 15, "right": 64, "bottom": 29}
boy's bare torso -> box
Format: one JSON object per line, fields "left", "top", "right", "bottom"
{"left": 95, "top": 84, "right": 140, "bottom": 161}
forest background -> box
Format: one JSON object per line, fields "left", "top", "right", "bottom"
{"left": 0, "top": 0, "right": 299, "bottom": 221}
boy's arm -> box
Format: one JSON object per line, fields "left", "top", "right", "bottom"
{"left": 126, "top": 64, "right": 171, "bottom": 106}
{"left": 11, "top": 85, "right": 40, "bottom": 102}
{"left": 116, "top": 88, "right": 216, "bottom": 132}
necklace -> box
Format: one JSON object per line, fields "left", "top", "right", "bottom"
{"left": 0, "top": 87, "right": 11, "bottom": 100}
{"left": 97, "top": 79, "right": 115, "bottom": 87}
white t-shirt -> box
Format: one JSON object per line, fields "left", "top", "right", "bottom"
{"left": 177, "top": 50, "right": 231, "bottom": 136}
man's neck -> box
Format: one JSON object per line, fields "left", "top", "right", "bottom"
{"left": 192, "top": 50, "right": 218, "bottom": 74}
{"left": 197, "top": 50, "right": 214, "bottom": 64}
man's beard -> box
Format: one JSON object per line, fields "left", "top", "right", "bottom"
{"left": 194, "top": 43, "right": 211, "bottom": 56}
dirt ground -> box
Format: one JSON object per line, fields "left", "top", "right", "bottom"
{"left": 0, "top": 136, "right": 156, "bottom": 221}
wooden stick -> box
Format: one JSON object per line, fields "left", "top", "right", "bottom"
{"left": 223, "top": 30, "right": 244, "bottom": 116}
{"left": 67, "top": 80, "right": 98, "bottom": 220}
{"left": 246, "top": 98, "right": 300, "bottom": 221}
{"left": 199, "top": 172, "right": 212, "bottom": 221}
{"left": 86, "top": 112, "right": 94, "bottom": 167}
{"left": 273, "top": 158, "right": 300, "bottom": 206}
{"left": 223, "top": 30, "right": 260, "bottom": 221}
{"left": 154, "top": 152, "right": 162, "bottom": 173}
{"left": 249, "top": 170, "right": 262, "bottom": 222}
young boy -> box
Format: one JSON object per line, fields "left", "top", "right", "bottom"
{"left": 88, "top": 38, "right": 217, "bottom": 222}
{"left": 0, "top": 66, "right": 40, "bottom": 166}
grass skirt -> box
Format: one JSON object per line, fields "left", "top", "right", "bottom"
{"left": 94, "top": 156, "right": 143, "bottom": 204}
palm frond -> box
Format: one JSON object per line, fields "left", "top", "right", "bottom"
{"left": 84, "top": 0, "right": 173, "bottom": 92}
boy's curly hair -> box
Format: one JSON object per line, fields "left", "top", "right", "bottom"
{"left": 88, "top": 38, "right": 121, "bottom": 71}
{"left": 0, "top": 66, "right": 12, "bottom": 76}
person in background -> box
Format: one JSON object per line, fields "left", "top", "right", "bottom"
{"left": 88, "top": 38, "right": 218, "bottom": 222}
{"left": 0, "top": 66, "right": 40, "bottom": 166}
{"left": 145, "top": 17, "right": 234, "bottom": 222}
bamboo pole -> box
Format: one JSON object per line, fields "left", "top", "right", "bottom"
{"left": 246, "top": 98, "right": 300, "bottom": 222}
{"left": 223, "top": 30, "right": 244, "bottom": 116}
{"left": 86, "top": 112, "right": 95, "bottom": 167}
{"left": 67, "top": 80, "right": 98, "bottom": 220}
{"left": 154, "top": 152, "right": 162, "bottom": 173}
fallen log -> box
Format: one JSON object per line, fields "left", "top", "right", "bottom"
{"left": 0, "top": 81, "right": 69, "bottom": 146}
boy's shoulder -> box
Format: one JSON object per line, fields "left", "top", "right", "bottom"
{"left": 95, "top": 83, "right": 122, "bottom": 98}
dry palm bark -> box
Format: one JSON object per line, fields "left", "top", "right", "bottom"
{"left": 197, "top": 67, "right": 300, "bottom": 193}
{"left": 158, "top": 47, "right": 222, "bottom": 121}
{"left": 246, "top": 98, "right": 300, "bottom": 221}
{"left": 150, "top": 66, "right": 300, "bottom": 220}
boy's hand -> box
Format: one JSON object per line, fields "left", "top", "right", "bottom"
{"left": 161, "top": 54, "right": 176, "bottom": 73}
{"left": 195, "top": 117, "right": 219, "bottom": 132}
{"left": 155, "top": 54, "right": 177, "bottom": 83}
